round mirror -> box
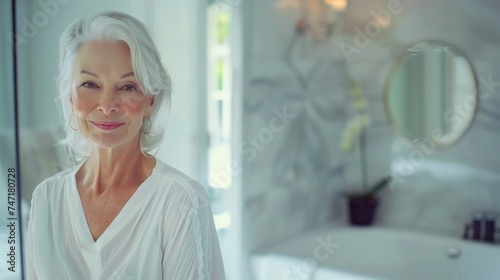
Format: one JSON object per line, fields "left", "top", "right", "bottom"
{"left": 384, "top": 41, "right": 478, "bottom": 147}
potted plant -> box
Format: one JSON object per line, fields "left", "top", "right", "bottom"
{"left": 344, "top": 176, "right": 391, "bottom": 226}
{"left": 340, "top": 76, "right": 392, "bottom": 226}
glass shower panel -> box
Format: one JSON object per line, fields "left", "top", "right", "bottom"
{"left": 1, "top": 0, "right": 24, "bottom": 279}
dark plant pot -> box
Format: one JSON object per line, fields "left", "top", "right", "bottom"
{"left": 347, "top": 195, "right": 379, "bottom": 226}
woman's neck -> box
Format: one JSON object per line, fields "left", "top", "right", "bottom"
{"left": 79, "top": 145, "right": 154, "bottom": 195}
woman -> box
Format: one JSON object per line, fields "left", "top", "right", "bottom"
{"left": 25, "top": 11, "right": 225, "bottom": 279}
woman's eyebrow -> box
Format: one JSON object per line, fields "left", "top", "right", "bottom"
{"left": 80, "top": 70, "right": 98, "bottom": 77}
{"left": 79, "top": 70, "right": 135, "bottom": 79}
{"left": 120, "top": 72, "right": 135, "bottom": 79}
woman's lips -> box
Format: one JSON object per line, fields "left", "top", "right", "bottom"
{"left": 91, "top": 121, "right": 124, "bottom": 130}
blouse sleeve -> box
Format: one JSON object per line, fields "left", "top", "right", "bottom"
{"left": 161, "top": 179, "right": 225, "bottom": 280}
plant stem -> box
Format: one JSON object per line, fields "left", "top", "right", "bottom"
{"left": 360, "top": 129, "right": 368, "bottom": 192}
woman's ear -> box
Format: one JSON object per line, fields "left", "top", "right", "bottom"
{"left": 145, "top": 97, "right": 154, "bottom": 117}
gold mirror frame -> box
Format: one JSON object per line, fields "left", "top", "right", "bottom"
{"left": 383, "top": 40, "right": 479, "bottom": 148}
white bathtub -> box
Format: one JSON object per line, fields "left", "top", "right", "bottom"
{"left": 252, "top": 223, "right": 500, "bottom": 280}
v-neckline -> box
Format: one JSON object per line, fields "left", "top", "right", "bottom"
{"left": 70, "top": 157, "right": 158, "bottom": 247}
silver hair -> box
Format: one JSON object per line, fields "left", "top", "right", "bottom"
{"left": 55, "top": 11, "right": 171, "bottom": 161}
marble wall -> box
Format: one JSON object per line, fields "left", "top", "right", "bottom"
{"left": 243, "top": 0, "right": 500, "bottom": 253}
{"left": 242, "top": 0, "right": 352, "bottom": 251}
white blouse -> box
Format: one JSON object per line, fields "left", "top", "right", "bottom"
{"left": 25, "top": 158, "right": 225, "bottom": 280}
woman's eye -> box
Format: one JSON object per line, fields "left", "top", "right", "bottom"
{"left": 80, "top": 82, "right": 97, "bottom": 88}
{"left": 121, "top": 84, "right": 138, "bottom": 91}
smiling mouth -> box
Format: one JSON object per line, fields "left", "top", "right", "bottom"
{"left": 91, "top": 121, "right": 124, "bottom": 130}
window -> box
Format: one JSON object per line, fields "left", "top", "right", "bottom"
{"left": 207, "top": 4, "right": 233, "bottom": 231}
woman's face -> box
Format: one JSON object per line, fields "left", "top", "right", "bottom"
{"left": 71, "top": 40, "right": 153, "bottom": 151}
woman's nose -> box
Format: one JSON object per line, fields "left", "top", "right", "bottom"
{"left": 97, "top": 90, "right": 119, "bottom": 115}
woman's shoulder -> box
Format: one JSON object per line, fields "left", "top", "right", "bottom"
{"left": 154, "top": 159, "right": 198, "bottom": 182}
{"left": 31, "top": 164, "right": 79, "bottom": 200}
{"left": 153, "top": 158, "right": 209, "bottom": 209}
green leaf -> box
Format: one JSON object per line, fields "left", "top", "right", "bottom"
{"left": 368, "top": 176, "right": 392, "bottom": 196}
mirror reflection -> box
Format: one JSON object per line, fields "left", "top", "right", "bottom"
{"left": 385, "top": 41, "right": 478, "bottom": 146}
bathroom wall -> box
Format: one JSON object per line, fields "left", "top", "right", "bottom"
{"left": 243, "top": 0, "right": 500, "bottom": 253}
{"left": 242, "top": 0, "right": 353, "bottom": 251}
